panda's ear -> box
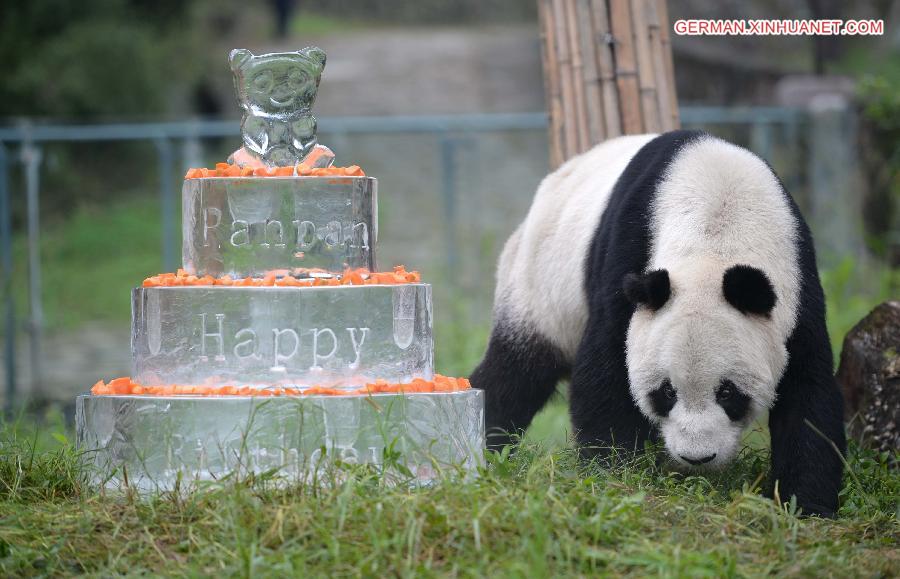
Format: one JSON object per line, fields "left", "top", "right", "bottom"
{"left": 229, "top": 49, "right": 253, "bottom": 71}
{"left": 723, "top": 265, "right": 776, "bottom": 317}
{"left": 623, "top": 269, "right": 670, "bottom": 311}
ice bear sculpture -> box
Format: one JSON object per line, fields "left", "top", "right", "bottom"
{"left": 229, "top": 47, "right": 326, "bottom": 167}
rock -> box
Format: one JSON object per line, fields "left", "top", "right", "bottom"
{"left": 835, "top": 301, "right": 900, "bottom": 454}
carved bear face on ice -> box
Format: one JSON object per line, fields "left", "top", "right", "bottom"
{"left": 229, "top": 47, "right": 326, "bottom": 166}
{"left": 230, "top": 47, "right": 326, "bottom": 116}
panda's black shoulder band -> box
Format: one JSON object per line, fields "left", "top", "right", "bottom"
{"left": 623, "top": 269, "right": 670, "bottom": 311}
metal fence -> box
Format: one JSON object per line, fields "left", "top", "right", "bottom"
{"left": 1, "top": 105, "right": 863, "bottom": 409}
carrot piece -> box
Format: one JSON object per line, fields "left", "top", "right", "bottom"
{"left": 343, "top": 165, "right": 365, "bottom": 176}
{"left": 410, "top": 379, "right": 434, "bottom": 393}
{"left": 343, "top": 270, "right": 364, "bottom": 285}
{"left": 433, "top": 375, "right": 454, "bottom": 392}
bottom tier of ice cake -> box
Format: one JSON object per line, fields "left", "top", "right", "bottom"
{"left": 76, "top": 389, "right": 484, "bottom": 492}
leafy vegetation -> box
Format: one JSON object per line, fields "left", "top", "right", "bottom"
{"left": 857, "top": 74, "right": 900, "bottom": 260}
{"left": 1, "top": 0, "right": 192, "bottom": 118}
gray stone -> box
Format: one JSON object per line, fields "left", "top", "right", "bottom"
{"left": 836, "top": 301, "right": 900, "bottom": 453}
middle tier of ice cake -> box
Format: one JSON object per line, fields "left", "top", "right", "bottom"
{"left": 132, "top": 284, "right": 432, "bottom": 389}
{"left": 183, "top": 176, "right": 377, "bottom": 277}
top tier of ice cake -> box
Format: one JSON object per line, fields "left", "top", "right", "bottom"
{"left": 182, "top": 175, "right": 377, "bottom": 277}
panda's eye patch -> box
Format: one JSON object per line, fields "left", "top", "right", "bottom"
{"left": 663, "top": 382, "right": 677, "bottom": 399}
{"left": 716, "top": 380, "right": 751, "bottom": 421}
{"left": 648, "top": 380, "right": 677, "bottom": 417}
{"left": 717, "top": 382, "right": 735, "bottom": 400}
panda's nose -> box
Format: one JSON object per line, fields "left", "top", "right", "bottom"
{"left": 680, "top": 453, "right": 716, "bottom": 465}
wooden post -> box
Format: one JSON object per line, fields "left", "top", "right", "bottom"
{"left": 538, "top": 0, "right": 680, "bottom": 168}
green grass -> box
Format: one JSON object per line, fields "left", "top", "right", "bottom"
{"left": 2, "top": 197, "right": 898, "bottom": 576}
{"left": 821, "top": 258, "right": 900, "bottom": 359}
{"left": 289, "top": 11, "right": 366, "bottom": 36}
{"left": 9, "top": 197, "right": 165, "bottom": 330}
{"left": 0, "top": 414, "right": 897, "bottom": 577}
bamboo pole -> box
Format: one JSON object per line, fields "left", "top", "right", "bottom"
{"left": 655, "top": 0, "right": 680, "bottom": 129}
{"left": 590, "top": 0, "right": 622, "bottom": 139}
{"left": 608, "top": 0, "right": 643, "bottom": 135}
{"left": 565, "top": 0, "right": 591, "bottom": 153}
{"left": 576, "top": 0, "right": 606, "bottom": 144}
{"left": 538, "top": 0, "right": 565, "bottom": 167}
{"left": 551, "top": 0, "right": 579, "bottom": 161}
{"left": 646, "top": 1, "right": 672, "bottom": 133}
{"left": 631, "top": 0, "right": 661, "bottom": 133}
{"left": 538, "top": 0, "right": 679, "bottom": 167}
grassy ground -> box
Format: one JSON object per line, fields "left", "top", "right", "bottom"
{"left": 2, "top": 198, "right": 898, "bottom": 576}
{"left": 0, "top": 410, "right": 897, "bottom": 577}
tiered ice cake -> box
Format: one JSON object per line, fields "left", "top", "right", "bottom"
{"left": 76, "top": 47, "right": 484, "bottom": 491}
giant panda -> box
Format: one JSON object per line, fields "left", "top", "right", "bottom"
{"left": 471, "top": 130, "right": 846, "bottom": 517}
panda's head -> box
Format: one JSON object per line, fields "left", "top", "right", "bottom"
{"left": 624, "top": 263, "right": 787, "bottom": 469}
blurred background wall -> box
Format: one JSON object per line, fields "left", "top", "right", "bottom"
{"left": 0, "top": 0, "right": 897, "bottom": 413}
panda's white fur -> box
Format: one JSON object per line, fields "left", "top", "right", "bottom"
{"left": 492, "top": 133, "right": 801, "bottom": 468}
{"left": 495, "top": 134, "right": 656, "bottom": 357}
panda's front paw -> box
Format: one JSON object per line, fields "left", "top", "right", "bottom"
{"left": 796, "top": 502, "right": 837, "bottom": 519}
{"left": 766, "top": 483, "right": 839, "bottom": 519}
